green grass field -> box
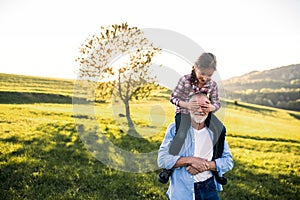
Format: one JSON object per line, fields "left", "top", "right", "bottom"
{"left": 0, "top": 73, "right": 299, "bottom": 199}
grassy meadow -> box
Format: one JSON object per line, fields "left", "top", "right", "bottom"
{"left": 0, "top": 73, "right": 299, "bottom": 199}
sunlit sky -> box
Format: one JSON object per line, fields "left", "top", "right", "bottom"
{"left": 0, "top": 0, "right": 299, "bottom": 80}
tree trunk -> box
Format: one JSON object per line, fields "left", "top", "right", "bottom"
{"left": 125, "top": 101, "right": 134, "bottom": 129}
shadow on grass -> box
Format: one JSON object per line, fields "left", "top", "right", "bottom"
{"left": 220, "top": 160, "right": 299, "bottom": 200}
{"left": 2, "top": 120, "right": 299, "bottom": 199}
{"left": 0, "top": 91, "right": 74, "bottom": 104}
{"left": 289, "top": 112, "right": 300, "bottom": 120}
{"left": 227, "top": 134, "right": 299, "bottom": 144}
{"left": 227, "top": 100, "right": 276, "bottom": 115}
{"left": 77, "top": 122, "right": 162, "bottom": 173}
{"left": 0, "top": 121, "right": 166, "bottom": 199}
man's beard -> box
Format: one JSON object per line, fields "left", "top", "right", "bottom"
{"left": 191, "top": 113, "right": 208, "bottom": 124}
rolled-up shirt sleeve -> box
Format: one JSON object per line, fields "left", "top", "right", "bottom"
{"left": 208, "top": 81, "right": 221, "bottom": 112}
{"left": 206, "top": 80, "right": 221, "bottom": 112}
{"left": 215, "top": 141, "right": 234, "bottom": 176}
{"left": 157, "top": 124, "right": 181, "bottom": 169}
{"left": 170, "top": 75, "right": 187, "bottom": 106}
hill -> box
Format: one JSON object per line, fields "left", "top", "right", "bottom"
{"left": 0, "top": 73, "right": 77, "bottom": 104}
{"left": 1, "top": 71, "right": 299, "bottom": 111}
{"left": 0, "top": 73, "right": 170, "bottom": 104}
{"left": 222, "top": 64, "right": 300, "bottom": 111}
{"left": 0, "top": 73, "right": 299, "bottom": 199}
{"left": 0, "top": 73, "right": 75, "bottom": 96}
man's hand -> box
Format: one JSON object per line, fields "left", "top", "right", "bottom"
{"left": 186, "top": 165, "right": 200, "bottom": 175}
{"left": 187, "top": 157, "right": 208, "bottom": 173}
{"left": 186, "top": 160, "right": 216, "bottom": 175}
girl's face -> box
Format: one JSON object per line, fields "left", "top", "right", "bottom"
{"left": 194, "top": 67, "right": 215, "bottom": 84}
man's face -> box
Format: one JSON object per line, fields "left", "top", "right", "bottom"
{"left": 189, "top": 95, "right": 209, "bottom": 124}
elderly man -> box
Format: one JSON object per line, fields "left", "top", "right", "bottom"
{"left": 157, "top": 93, "right": 234, "bottom": 200}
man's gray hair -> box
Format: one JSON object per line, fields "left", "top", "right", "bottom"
{"left": 189, "top": 92, "right": 208, "bottom": 102}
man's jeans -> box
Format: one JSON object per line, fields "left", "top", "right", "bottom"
{"left": 194, "top": 177, "right": 220, "bottom": 200}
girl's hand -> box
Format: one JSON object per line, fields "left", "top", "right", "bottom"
{"left": 201, "top": 100, "right": 215, "bottom": 112}
{"left": 207, "top": 104, "right": 216, "bottom": 112}
{"left": 187, "top": 100, "right": 200, "bottom": 111}
{"left": 187, "top": 99, "right": 215, "bottom": 113}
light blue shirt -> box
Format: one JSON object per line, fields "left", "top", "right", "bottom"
{"left": 157, "top": 123, "right": 234, "bottom": 200}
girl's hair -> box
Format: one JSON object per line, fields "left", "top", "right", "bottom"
{"left": 190, "top": 52, "right": 217, "bottom": 86}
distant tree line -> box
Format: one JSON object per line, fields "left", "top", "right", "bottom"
{"left": 223, "top": 79, "right": 300, "bottom": 92}
{"left": 223, "top": 64, "right": 300, "bottom": 111}
{"left": 225, "top": 89, "right": 300, "bottom": 111}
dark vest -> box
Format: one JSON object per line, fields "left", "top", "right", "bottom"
{"left": 205, "top": 113, "right": 227, "bottom": 185}
{"left": 170, "top": 112, "right": 227, "bottom": 185}
{"left": 205, "top": 113, "right": 226, "bottom": 160}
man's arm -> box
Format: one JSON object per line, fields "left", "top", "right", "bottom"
{"left": 186, "top": 141, "right": 233, "bottom": 175}
{"left": 183, "top": 142, "right": 233, "bottom": 176}
{"left": 157, "top": 124, "right": 181, "bottom": 169}
{"left": 174, "top": 157, "right": 208, "bottom": 175}
{"left": 206, "top": 160, "right": 216, "bottom": 171}
{"left": 214, "top": 141, "right": 234, "bottom": 175}
{"left": 173, "top": 156, "right": 207, "bottom": 168}
{"left": 157, "top": 125, "right": 209, "bottom": 172}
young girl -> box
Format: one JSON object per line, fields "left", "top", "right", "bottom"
{"left": 169, "top": 52, "right": 220, "bottom": 155}
{"left": 171, "top": 53, "right": 219, "bottom": 126}
{"left": 158, "top": 53, "right": 224, "bottom": 184}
